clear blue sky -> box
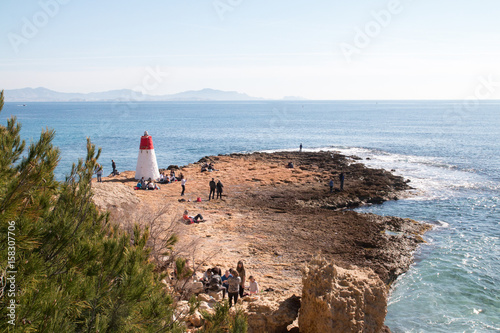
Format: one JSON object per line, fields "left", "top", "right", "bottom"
{"left": 1, "top": 0, "right": 500, "bottom": 99}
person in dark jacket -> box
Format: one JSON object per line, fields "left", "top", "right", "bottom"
{"left": 209, "top": 178, "right": 216, "bottom": 200}
{"left": 216, "top": 179, "right": 224, "bottom": 199}
{"left": 339, "top": 172, "right": 345, "bottom": 191}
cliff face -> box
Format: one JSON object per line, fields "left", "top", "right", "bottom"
{"left": 300, "top": 256, "right": 388, "bottom": 333}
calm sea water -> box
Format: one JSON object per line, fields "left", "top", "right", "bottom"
{"left": 2, "top": 101, "right": 499, "bottom": 332}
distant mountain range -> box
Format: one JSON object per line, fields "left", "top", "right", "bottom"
{"left": 3, "top": 87, "right": 306, "bottom": 102}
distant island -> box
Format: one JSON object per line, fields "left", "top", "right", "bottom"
{"left": 4, "top": 87, "right": 308, "bottom": 102}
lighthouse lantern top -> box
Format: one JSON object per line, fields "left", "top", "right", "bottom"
{"left": 139, "top": 132, "right": 154, "bottom": 150}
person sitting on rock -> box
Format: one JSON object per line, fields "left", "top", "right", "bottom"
{"left": 211, "top": 267, "right": 222, "bottom": 276}
{"left": 287, "top": 161, "right": 294, "bottom": 168}
{"left": 201, "top": 269, "right": 212, "bottom": 286}
{"left": 248, "top": 276, "right": 259, "bottom": 296}
{"left": 159, "top": 172, "right": 167, "bottom": 183}
{"left": 182, "top": 210, "right": 204, "bottom": 224}
{"left": 206, "top": 271, "right": 225, "bottom": 296}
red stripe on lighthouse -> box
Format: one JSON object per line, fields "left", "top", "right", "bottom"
{"left": 139, "top": 136, "right": 154, "bottom": 150}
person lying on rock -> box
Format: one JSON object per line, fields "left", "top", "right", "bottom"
{"left": 182, "top": 210, "right": 204, "bottom": 224}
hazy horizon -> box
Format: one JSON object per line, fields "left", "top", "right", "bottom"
{"left": 2, "top": 1, "right": 500, "bottom": 100}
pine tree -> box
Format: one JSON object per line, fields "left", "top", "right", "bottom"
{"left": 0, "top": 90, "right": 183, "bottom": 332}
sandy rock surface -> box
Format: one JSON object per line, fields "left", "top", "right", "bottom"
{"left": 92, "top": 151, "right": 430, "bottom": 333}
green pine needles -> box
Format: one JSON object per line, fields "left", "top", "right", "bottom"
{"left": 0, "top": 90, "right": 184, "bottom": 332}
{"left": 201, "top": 301, "right": 248, "bottom": 333}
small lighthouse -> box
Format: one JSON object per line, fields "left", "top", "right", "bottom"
{"left": 135, "top": 131, "right": 160, "bottom": 180}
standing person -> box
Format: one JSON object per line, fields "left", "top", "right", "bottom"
{"left": 96, "top": 164, "right": 103, "bottom": 182}
{"left": 209, "top": 178, "right": 216, "bottom": 201}
{"left": 329, "top": 179, "right": 334, "bottom": 193}
{"left": 221, "top": 270, "right": 232, "bottom": 299}
{"left": 299, "top": 143, "right": 303, "bottom": 152}
{"left": 236, "top": 260, "right": 246, "bottom": 298}
{"left": 111, "top": 160, "right": 117, "bottom": 176}
{"left": 339, "top": 172, "right": 345, "bottom": 191}
{"left": 181, "top": 176, "right": 187, "bottom": 196}
{"left": 216, "top": 179, "right": 224, "bottom": 199}
{"left": 227, "top": 269, "right": 241, "bottom": 307}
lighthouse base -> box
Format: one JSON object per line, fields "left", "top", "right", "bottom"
{"left": 135, "top": 149, "right": 160, "bottom": 180}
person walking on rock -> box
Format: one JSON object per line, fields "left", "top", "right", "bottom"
{"left": 216, "top": 179, "right": 224, "bottom": 199}
{"left": 329, "top": 179, "right": 334, "bottom": 193}
{"left": 339, "top": 172, "right": 345, "bottom": 191}
{"left": 111, "top": 160, "right": 117, "bottom": 176}
{"left": 209, "top": 178, "right": 216, "bottom": 201}
{"left": 181, "top": 176, "right": 187, "bottom": 196}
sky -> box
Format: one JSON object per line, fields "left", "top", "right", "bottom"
{"left": 1, "top": 0, "right": 500, "bottom": 100}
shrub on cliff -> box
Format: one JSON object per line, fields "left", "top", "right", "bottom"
{"left": 0, "top": 90, "right": 183, "bottom": 332}
{"left": 201, "top": 301, "right": 248, "bottom": 333}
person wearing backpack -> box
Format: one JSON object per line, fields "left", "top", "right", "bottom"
{"left": 227, "top": 269, "right": 241, "bottom": 307}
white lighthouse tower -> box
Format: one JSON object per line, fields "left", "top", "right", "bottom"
{"left": 135, "top": 131, "right": 160, "bottom": 180}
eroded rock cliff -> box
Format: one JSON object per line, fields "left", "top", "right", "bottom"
{"left": 299, "top": 256, "right": 388, "bottom": 333}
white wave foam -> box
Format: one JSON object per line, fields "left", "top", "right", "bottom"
{"left": 430, "top": 220, "right": 450, "bottom": 228}
{"left": 258, "top": 146, "right": 498, "bottom": 201}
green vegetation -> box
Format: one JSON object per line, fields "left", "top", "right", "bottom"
{"left": 0, "top": 90, "right": 182, "bottom": 332}
{"left": 201, "top": 301, "right": 248, "bottom": 333}
{"left": 0, "top": 90, "right": 248, "bottom": 332}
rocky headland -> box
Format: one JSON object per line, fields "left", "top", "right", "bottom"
{"left": 91, "top": 151, "right": 431, "bottom": 332}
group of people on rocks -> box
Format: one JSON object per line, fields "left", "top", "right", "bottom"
{"left": 208, "top": 178, "right": 224, "bottom": 200}
{"left": 329, "top": 172, "right": 345, "bottom": 193}
{"left": 136, "top": 177, "right": 160, "bottom": 190}
{"left": 200, "top": 162, "right": 217, "bottom": 172}
{"left": 159, "top": 170, "right": 182, "bottom": 184}
{"left": 201, "top": 261, "right": 258, "bottom": 307}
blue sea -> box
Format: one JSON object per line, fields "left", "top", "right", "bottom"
{"left": 2, "top": 100, "right": 499, "bottom": 332}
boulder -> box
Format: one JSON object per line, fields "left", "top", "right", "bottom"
{"left": 178, "top": 281, "right": 204, "bottom": 294}
{"left": 199, "top": 301, "right": 213, "bottom": 312}
{"left": 188, "top": 310, "right": 203, "bottom": 327}
{"left": 208, "top": 290, "right": 223, "bottom": 301}
{"left": 197, "top": 293, "right": 212, "bottom": 303}
{"left": 299, "top": 256, "right": 388, "bottom": 333}
{"left": 246, "top": 295, "right": 300, "bottom": 333}
{"left": 173, "top": 300, "right": 190, "bottom": 321}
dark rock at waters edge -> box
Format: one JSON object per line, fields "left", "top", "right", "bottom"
{"left": 197, "top": 151, "right": 430, "bottom": 286}
{"left": 103, "top": 151, "right": 431, "bottom": 333}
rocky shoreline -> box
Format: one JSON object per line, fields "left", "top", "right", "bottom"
{"left": 92, "top": 151, "right": 431, "bottom": 332}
